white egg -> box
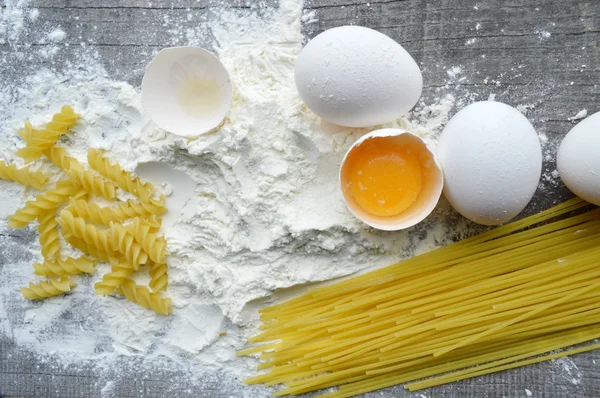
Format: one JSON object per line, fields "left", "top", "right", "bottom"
{"left": 294, "top": 26, "right": 422, "bottom": 128}
{"left": 437, "top": 101, "right": 542, "bottom": 226}
{"left": 557, "top": 111, "right": 600, "bottom": 205}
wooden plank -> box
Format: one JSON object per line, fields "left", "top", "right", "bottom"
{"left": 2, "top": 0, "right": 600, "bottom": 396}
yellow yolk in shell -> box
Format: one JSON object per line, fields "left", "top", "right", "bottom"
{"left": 346, "top": 139, "right": 423, "bottom": 217}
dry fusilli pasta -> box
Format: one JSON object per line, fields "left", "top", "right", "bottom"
{"left": 38, "top": 211, "right": 60, "bottom": 259}
{"left": 109, "top": 221, "right": 148, "bottom": 268}
{"left": 63, "top": 233, "right": 114, "bottom": 264}
{"left": 67, "top": 198, "right": 123, "bottom": 226}
{"left": 8, "top": 180, "right": 76, "bottom": 229}
{"left": 88, "top": 148, "right": 155, "bottom": 202}
{"left": 125, "top": 217, "right": 167, "bottom": 263}
{"left": 110, "top": 196, "right": 167, "bottom": 220}
{"left": 66, "top": 162, "right": 117, "bottom": 200}
{"left": 58, "top": 209, "right": 113, "bottom": 254}
{"left": 94, "top": 258, "right": 135, "bottom": 295}
{"left": 20, "top": 276, "right": 76, "bottom": 300}
{"left": 117, "top": 279, "right": 171, "bottom": 315}
{"left": 33, "top": 256, "right": 96, "bottom": 276}
{"left": 149, "top": 261, "right": 168, "bottom": 293}
{"left": 0, "top": 160, "right": 47, "bottom": 189}
{"left": 17, "top": 106, "right": 80, "bottom": 162}
{"left": 45, "top": 147, "right": 80, "bottom": 172}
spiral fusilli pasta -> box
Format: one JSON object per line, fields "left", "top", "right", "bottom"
{"left": 88, "top": 148, "right": 155, "bottom": 202}
{"left": 20, "top": 276, "right": 76, "bottom": 300}
{"left": 44, "top": 147, "right": 79, "bottom": 172}
{"left": 63, "top": 233, "right": 114, "bottom": 264}
{"left": 109, "top": 222, "right": 148, "bottom": 268}
{"left": 0, "top": 160, "right": 47, "bottom": 189}
{"left": 33, "top": 256, "right": 96, "bottom": 276}
{"left": 66, "top": 161, "right": 117, "bottom": 200}
{"left": 67, "top": 198, "right": 122, "bottom": 226}
{"left": 149, "top": 261, "right": 168, "bottom": 292}
{"left": 94, "top": 258, "right": 135, "bottom": 295}
{"left": 125, "top": 217, "right": 167, "bottom": 263}
{"left": 110, "top": 196, "right": 167, "bottom": 220}
{"left": 17, "top": 106, "right": 80, "bottom": 162}
{"left": 7, "top": 180, "right": 76, "bottom": 229}
{"left": 58, "top": 209, "right": 113, "bottom": 254}
{"left": 117, "top": 279, "right": 172, "bottom": 315}
{"left": 38, "top": 211, "right": 60, "bottom": 259}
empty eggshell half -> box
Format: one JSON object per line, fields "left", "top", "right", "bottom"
{"left": 142, "top": 46, "right": 233, "bottom": 137}
{"left": 340, "top": 129, "right": 444, "bottom": 231}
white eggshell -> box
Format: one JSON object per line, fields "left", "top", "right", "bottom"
{"left": 557, "top": 111, "right": 600, "bottom": 205}
{"left": 141, "top": 46, "right": 232, "bottom": 137}
{"left": 339, "top": 129, "right": 443, "bottom": 231}
{"left": 295, "top": 26, "right": 422, "bottom": 128}
{"left": 437, "top": 101, "right": 542, "bottom": 226}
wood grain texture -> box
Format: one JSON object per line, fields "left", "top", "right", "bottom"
{"left": 2, "top": 0, "right": 600, "bottom": 397}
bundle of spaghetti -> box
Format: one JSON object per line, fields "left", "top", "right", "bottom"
{"left": 17, "top": 105, "right": 80, "bottom": 162}
{"left": 239, "top": 198, "right": 600, "bottom": 396}
{"left": 0, "top": 160, "right": 47, "bottom": 189}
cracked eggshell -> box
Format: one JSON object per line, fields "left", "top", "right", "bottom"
{"left": 142, "top": 46, "right": 232, "bottom": 137}
{"left": 557, "top": 111, "right": 600, "bottom": 205}
{"left": 295, "top": 26, "right": 423, "bottom": 128}
{"left": 339, "top": 129, "right": 443, "bottom": 231}
{"left": 437, "top": 101, "right": 542, "bottom": 226}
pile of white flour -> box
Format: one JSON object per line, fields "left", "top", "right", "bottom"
{"left": 0, "top": 0, "right": 472, "bottom": 394}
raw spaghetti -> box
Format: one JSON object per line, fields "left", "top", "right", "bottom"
{"left": 239, "top": 198, "right": 600, "bottom": 396}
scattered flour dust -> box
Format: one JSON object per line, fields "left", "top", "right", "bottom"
{"left": 0, "top": 0, "right": 584, "bottom": 396}
{"left": 0, "top": 0, "right": 462, "bottom": 395}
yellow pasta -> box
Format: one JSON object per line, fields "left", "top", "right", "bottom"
{"left": 109, "top": 221, "right": 149, "bottom": 268}
{"left": 17, "top": 106, "right": 80, "bottom": 162}
{"left": 110, "top": 196, "right": 167, "bottom": 219}
{"left": 63, "top": 233, "right": 114, "bottom": 264}
{"left": 67, "top": 198, "right": 123, "bottom": 225}
{"left": 38, "top": 210, "right": 60, "bottom": 259}
{"left": 88, "top": 148, "right": 155, "bottom": 202}
{"left": 117, "top": 278, "right": 172, "bottom": 315}
{"left": 20, "top": 277, "right": 76, "bottom": 300}
{"left": 33, "top": 256, "right": 96, "bottom": 276}
{"left": 0, "top": 160, "right": 47, "bottom": 189}
{"left": 125, "top": 217, "right": 167, "bottom": 263}
{"left": 7, "top": 180, "right": 76, "bottom": 229}
{"left": 57, "top": 209, "right": 113, "bottom": 254}
{"left": 239, "top": 198, "right": 600, "bottom": 396}
{"left": 67, "top": 197, "right": 166, "bottom": 226}
{"left": 45, "top": 146, "right": 79, "bottom": 172}
{"left": 94, "top": 258, "right": 136, "bottom": 295}
{"left": 66, "top": 161, "right": 117, "bottom": 201}
{"left": 149, "top": 261, "right": 168, "bottom": 292}
{"left": 2, "top": 107, "right": 175, "bottom": 312}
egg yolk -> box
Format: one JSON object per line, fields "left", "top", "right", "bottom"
{"left": 347, "top": 140, "right": 423, "bottom": 217}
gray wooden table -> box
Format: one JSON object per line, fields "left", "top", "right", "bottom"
{"left": 1, "top": 0, "right": 600, "bottom": 397}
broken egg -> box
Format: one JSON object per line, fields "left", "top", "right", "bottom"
{"left": 142, "top": 46, "right": 232, "bottom": 137}
{"left": 340, "top": 129, "right": 443, "bottom": 230}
